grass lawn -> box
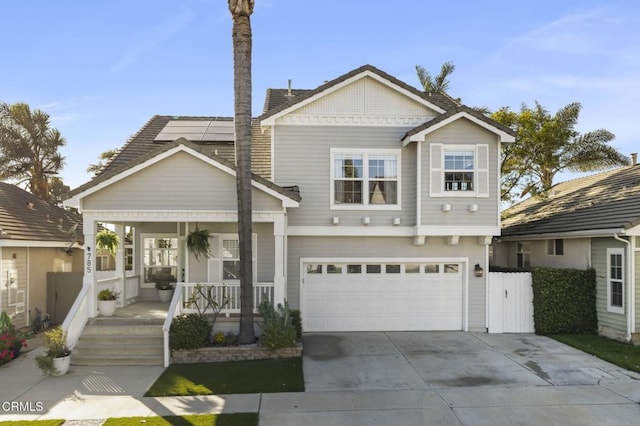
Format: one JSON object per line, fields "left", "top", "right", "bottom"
{"left": 103, "top": 413, "right": 258, "bottom": 426}
{"left": 551, "top": 334, "right": 640, "bottom": 372}
{"left": 145, "top": 357, "right": 304, "bottom": 396}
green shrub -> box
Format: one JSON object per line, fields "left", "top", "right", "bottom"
{"left": 213, "top": 331, "right": 225, "bottom": 345}
{"left": 290, "top": 309, "right": 303, "bottom": 340}
{"left": 532, "top": 267, "right": 597, "bottom": 335}
{"left": 170, "top": 314, "right": 210, "bottom": 350}
{"left": 258, "top": 301, "right": 296, "bottom": 350}
{"left": 224, "top": 332, "right": 238, "bottom": 346}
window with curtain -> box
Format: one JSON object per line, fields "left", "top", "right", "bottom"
{"left": 332, "top": 149, "right": 400, "bottom": 208}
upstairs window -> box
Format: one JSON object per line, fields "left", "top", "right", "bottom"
{"left": 444, "top": 151, "right": 474, "bottom": 192}
{"left": 429, "top": 144, "right": 489, "bottom": 197}
{"left": 332, "top": 149, "right": 400, "bottom": 209}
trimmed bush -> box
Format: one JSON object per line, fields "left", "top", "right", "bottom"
{"left": 290, "top": 309, "right": 303, "bottom": 340}
{"left": 532, "top": 267, "right": 597, "bottom": 335}
{"left": 258, "top": 301, "right": 297, "bottom": 350}
{"left": 170, "top": 314, "right": 210, "bottom": 350}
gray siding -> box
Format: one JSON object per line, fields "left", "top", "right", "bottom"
{"left": 84, "top": 151, "right": 282, "bottom": 211}
{"left": 183, "top": 223, "right": 275, "bottom": 283}
{"left": 492, "top": 239, "right": 591, "bottom": 269}
{"left": 286, "top": 236, "right": 487, "bottom": 331}
{"left": 592, "top": 237, "right": 627, "bottom": 336}
{"left": 273, "top": 126, "right": 416, "bottom": 227}
{"left": 422, "top": 119, "right": 500, "bottom": 228}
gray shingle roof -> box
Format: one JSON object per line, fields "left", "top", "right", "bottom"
{"left": 501, "top": 165, "right": 640, "bottom": 237}
{"left": 258, "top": 64, "right": 460, "bottom": 122}
{"left": 0, "top": 183, "right": 83, "bottom": 244}
{"left": 96, "top": 116, "right": 272, "bottom": 180}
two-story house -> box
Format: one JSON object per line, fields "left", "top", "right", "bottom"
{"left": 64, "top": 65, "right": 514, "bottom": 336}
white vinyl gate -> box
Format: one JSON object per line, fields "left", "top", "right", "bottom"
{"left": 487, "top": 272, "right": 534, "bottom": 333}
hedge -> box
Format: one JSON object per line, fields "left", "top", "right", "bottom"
{"left": 531, "top": 267, "right": 597, "bottom": 335}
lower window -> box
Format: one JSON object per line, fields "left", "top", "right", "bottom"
{"left": 607, "top": 248, "right": 624, "bottom": 313}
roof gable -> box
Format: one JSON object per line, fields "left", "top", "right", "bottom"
{"left": 402, "top": 106, "right": 516, "bottom": 145}
{"left": 65, "top": 139, "right": 300, "bottom": 209}
{"left": 502, "top": 165, "right": 640, "bottom": 237}
{"left": 260, "top": 65, "right": 452, "bottom": 126}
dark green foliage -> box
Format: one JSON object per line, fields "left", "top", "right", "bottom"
{"left": 258, "top": 301, "right": 297, "bottom": 350}
{"left": 170, "top": 314, "right": 210, "bottom": 350}
{"left": 532, "top": 267, "right": 597, "bottom": 335}
{"left": 290, "top": 309, "right": 303, "bottom": 340}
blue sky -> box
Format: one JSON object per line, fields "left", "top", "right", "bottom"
{"left": 2, "top": 0, "right": 638, "bottom": 189}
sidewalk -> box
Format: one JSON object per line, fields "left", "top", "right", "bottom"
{"left": 0, "top": 339, "right": 260, "bottom": 423}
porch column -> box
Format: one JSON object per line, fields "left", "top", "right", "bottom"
{"left": 83, "top": 215, "right": 97, "bottom": 317}
{"left": 273, "top": 213, "right": 286, "bottom": 306}
{"left": 114, "top": 224, "right": 126, "bottom": 307}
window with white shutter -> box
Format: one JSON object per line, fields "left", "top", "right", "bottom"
{"left": 429, "top": 143, "right": 490, "bottom": 198}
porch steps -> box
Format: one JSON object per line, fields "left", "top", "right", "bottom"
{"left": 71, "top": 317, "right": 164, "bottom": 366}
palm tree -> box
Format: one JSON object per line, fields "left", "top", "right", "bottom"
{"left": 0, "top": 102, "right": 66, "bottom": 201}
{"left": 493, "top": 101, "right": 629, "bottom": 201}
{"left": 228, "top": 0, "right": 255, "bottom": 344}
{"left": 87, "top": 149, "right": 118, "bottom": 175}
{"left": 415, "top": 62, "right": 490, "bottom": 114}
{"left": 415, "top": 61, "right": 455, "bottom": 92}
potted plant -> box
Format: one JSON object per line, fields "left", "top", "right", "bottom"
{"left": 96, "top": 228, "right": 120, "bottom": 256}
{"left": 35, "top": 326, "right": 71, "bottom": 376}
{"left": 97, "top": 288, "right": 120, "bottom": 316}
{"left": 154, "top": 275, "right": 176, "bottom": 303}
{"left": 186, "top": 224, "right": 211, "bottom": 261}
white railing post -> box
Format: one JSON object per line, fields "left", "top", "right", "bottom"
{"left": 162, "top": 282, "right": 184, "bottom": 367}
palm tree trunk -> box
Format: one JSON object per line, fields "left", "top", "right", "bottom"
{"left": 229, "top": 0, "right": 255, "bottom": 344}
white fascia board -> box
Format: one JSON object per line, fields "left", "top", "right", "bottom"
{"left": 260, "top": 70, "right": 446, "bottom": 126}
{"left": 64, "top": 144, "right": 298, "bottom": 210}
{"left": 79, "top": 209, "right": 286, "bottom": 223}
{"left": 498, "top": 228, "right": 627, "bottom": 241}
{"left": 287, "top": 225, "right": 499, "bottom": 237}
{"left": 415, "top": 225, "right": 501, "bottom": 236}
{"left": 403, "top": 111, "right": 516, "bottom": 146}
{"left": 287, "top": 226, "right": 415, "bottom": 237}
{"left": 0, "top": 240, "right": 82, "bottom": 248}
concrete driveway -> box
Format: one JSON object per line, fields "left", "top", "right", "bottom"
{"left": 260, "top": 332, "right": 640, "bottom": 425}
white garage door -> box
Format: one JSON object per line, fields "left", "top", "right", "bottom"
{"left": 302, "top": 260, "right": 465, "bottom": 332}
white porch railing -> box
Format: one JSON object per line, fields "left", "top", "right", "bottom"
{"left": 162, "top": 281, "right": 275, "bottom": 367}
{"left": 61, "top": 284, "right": 91, "bottom": 349}
{"left": 181, "top": 282, "right": 274, "bottom": 315}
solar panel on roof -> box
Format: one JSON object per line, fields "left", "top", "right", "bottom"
{"left": 154, "top": 120, "right": 235, "bottom": 142}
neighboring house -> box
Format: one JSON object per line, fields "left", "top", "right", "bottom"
{"left": 492, "top": 161, "right": 640, "bottom": 343}
{"left": 64, "top": 64, "right": 515, "bottom": 333}
{"left": 0, "top": 183, "right": 84, "bottom": 329}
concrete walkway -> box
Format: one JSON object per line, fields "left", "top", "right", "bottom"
{"left": 0, "top": 332, "right": 639, "bottom": 425}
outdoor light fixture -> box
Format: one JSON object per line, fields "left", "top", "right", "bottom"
{"left": 474, "top": 264, "right": 484, "bottom": 277}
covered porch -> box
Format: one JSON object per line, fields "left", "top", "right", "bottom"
{"left": 63, "top": 212, "right": 289, "bottom": 354}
